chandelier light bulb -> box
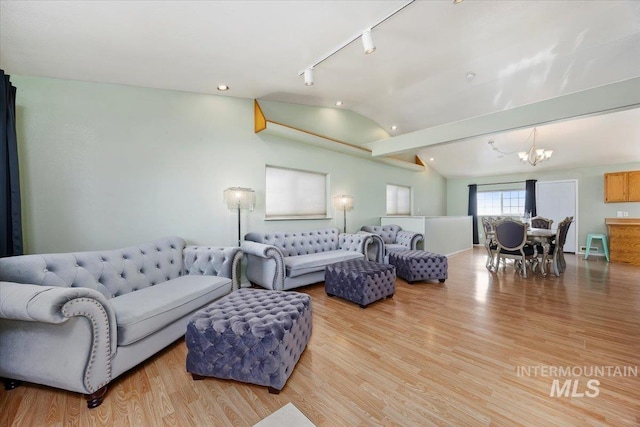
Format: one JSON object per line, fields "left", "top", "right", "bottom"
{"left": 518, "top": 128, "right": 553, "bottom": 166}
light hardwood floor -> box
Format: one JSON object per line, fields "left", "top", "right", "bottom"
{"left": 1, "top": 248, "right": 639, "bottom": 426}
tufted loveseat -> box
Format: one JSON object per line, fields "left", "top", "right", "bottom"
{"left": 360, "top": 224, "right": 424, "bottom": 262}
{"left": 241, "top": 227, "right": 371, "bottom": 290}
{"left": 0, "top": 237, "right": 242, "bottom": 408}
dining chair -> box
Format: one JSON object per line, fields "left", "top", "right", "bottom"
{"left": 531, "top": 216, "right": 553, "bottom": 229}
{"left": 482, "top": 217, "right": 498, "bottom": 269}
{"left": 494, "top": 220, "right": 536, "bottom": 278}
{"left": 540, "top": 216, "right": 573, "bottom": 275}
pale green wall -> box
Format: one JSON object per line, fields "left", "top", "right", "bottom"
{"left": 446, "top": 163, "right": 640, "bottom": 251}
{"left": 13, "top": 75, "right": 446, "bottom": 253}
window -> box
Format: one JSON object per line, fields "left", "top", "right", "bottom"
{"left": 265, "top": 165, "right": 328, "bottom": 219}
{"left": 477, "top": 190, "right": 526, "bottom": 216}
{"left": 386, "top": 184, "right": 411, "bottom": 215}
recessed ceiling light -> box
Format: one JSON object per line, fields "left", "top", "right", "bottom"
{"left": 217, "top": 84, "right": 229, "bottom": 91}
{"left": 335, "top": 101, "right": 343, "bottom": 106}
{"left": 391, "top": 125, "right": 398, "bottom": 131}
{"left": 430, "top": 158, "right": 435, "bottom": 162}
{"left": 453, "top": 0, "right": 464, "bottom": 4}
{"left": 466, "top": 72, "right": 476, "bottom": 81}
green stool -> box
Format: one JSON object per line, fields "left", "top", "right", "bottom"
{"left": 585, "top": 233, "right": 609, "bottom": 261}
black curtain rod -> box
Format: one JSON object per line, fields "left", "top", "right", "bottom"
{"left": 469, "top": 180, "right": 527, "bottom": 187}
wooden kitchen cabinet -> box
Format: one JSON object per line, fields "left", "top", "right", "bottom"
{"left": 628, "top": 171, "right": 640, "bottom": 202}
{"left": 605, "top": 218, "right": 640, "bottom": 266}
{"left": 604, "top": 171, "right": 640, "bottom": 202}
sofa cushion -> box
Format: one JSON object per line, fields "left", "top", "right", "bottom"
{"left": 0, "top": 237, "right": 186, "bottom": 300}
{"left": 361, "top": 225, "right": 400, "bottom": 244}
{"left": 244, "top": 227, "right": 340, "bottom": 257}
{"left": 284, "top": 250, "right": 364, "bottom": 278}
{"left": 111, "top": 275, "right": 232, "bottom": 346}
{"left": 386, "top": 244, "right": 410, "bottom": 254}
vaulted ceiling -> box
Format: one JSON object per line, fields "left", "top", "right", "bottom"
{"left": 1, "top": 0, "right": 639, "bottom": 178}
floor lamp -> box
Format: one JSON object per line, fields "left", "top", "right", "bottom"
{"left": 333, "top": 195, "right": 354, "bottom": 233}
{"left": 224, "top": 187, "right": 255, "bottom": 246}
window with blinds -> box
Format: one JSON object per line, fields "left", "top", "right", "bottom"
{"left": 265, "top": 165, "right": 328, "bottom": 219}
{"left": 386, "top": 184, "right": 411, "bottom": 215}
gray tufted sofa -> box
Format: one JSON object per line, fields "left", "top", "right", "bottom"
{"left": 241, "top": 227, "right": 371, "bottom": 290}
{"left": 0, "top": 237, "right": 242, "bottom": 408}
{"left": 360, "top": 224, "right": 424, "bottom": 262}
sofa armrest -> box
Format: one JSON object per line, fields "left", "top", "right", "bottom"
{"left": 0, "top": 281, "right": 116, "bottom": 393}
{"left": 241, "top": 241, "right": 285, "bottom": 290}
{"left": 357, "top": 231, "right": 384, "bottom": 262}
{"left": 183, "top": 246, "right": 243, "bottom": 290}
{"left": 396, "top": 230, "right": 424, "bottom": 250}
{"left": 339, "top": 233, "right": 371, "bottom": 254}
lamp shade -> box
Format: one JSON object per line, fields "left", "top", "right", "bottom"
{"left": 333, "top": 194, "right": 354, "bottom": 211}
{"left": 224, "top": 187, "right": 255, "bottom": 211}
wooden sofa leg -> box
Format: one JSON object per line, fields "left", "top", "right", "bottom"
{"left": 1, "top": 378, "right": 22, "bottom": 390}
{"left": 85, "top": 385, "right": 108, "bottom": 409}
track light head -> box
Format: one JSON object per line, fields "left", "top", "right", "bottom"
{"left": 361, "top": 28, "right": 376, "bottom": 54}
{"left": 304, "top": 68, "right": 314, "bottom": 86}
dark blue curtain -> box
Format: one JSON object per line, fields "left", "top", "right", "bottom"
{"left": 1, "top": 70, "right": 23, "bottom": 257}
{"left": 468, "top": 184, "right": 479, "bottom": 244}
{"left": 524, "top": 179, "right": 537, "bottom": 217}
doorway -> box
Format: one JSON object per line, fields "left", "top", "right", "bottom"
{"left": 536, "top": 180, "right": 578, "bottom": 253}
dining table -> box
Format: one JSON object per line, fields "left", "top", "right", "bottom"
{"left": 485, "top": 227, "right": 558, "bottom": 276}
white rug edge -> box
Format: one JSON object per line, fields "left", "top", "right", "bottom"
{"left": 253, "top": 402, "right": 316, "bottom": 427}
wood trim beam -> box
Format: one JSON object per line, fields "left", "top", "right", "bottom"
{"left": 254, "top": 100, "right": 424, "bottom": 171}
{"left": 254, "top": 100, "right": 267, "bottom": 133}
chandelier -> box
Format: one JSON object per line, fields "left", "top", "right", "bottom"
{"left": 518, "top": 128, "right": 552, "bottom": 166}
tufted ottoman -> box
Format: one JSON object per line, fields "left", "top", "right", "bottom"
{"left": 325, "top": 259, "right": 396, "bottom": 308}
{"left": 389, "top": 250, "right": 448, "bottom": 283}
{"left": 185, "top": 288, "right": 312, "bottom": 394}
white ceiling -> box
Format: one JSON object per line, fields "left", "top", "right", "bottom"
{"left": 1, "top": 0, "right": 639, "bottom": 178}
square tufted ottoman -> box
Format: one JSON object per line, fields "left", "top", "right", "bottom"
{"left": 325, "top": 259, "right": 396, "bottom": 308}
{"left": 185, "top": 288, "right": 312, "bottom": 394}
{"left": 389, "top": 250, "right": 448, "bottom": 283}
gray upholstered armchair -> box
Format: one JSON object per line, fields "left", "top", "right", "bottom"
{"left": 360, "top": 224, "right": 424, "bottom": 262}
{"left": 0, "top": 237, "right": 242, "bottom": 408}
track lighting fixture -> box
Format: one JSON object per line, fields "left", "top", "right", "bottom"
{"left": 297, "top": 0, "right": 415, "bottom": 86}
{"left": 304, "top": 68, "right": 314, "bottom": 86}
{"left": 361, "top": 28, "right": 376, "bottom": 54}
